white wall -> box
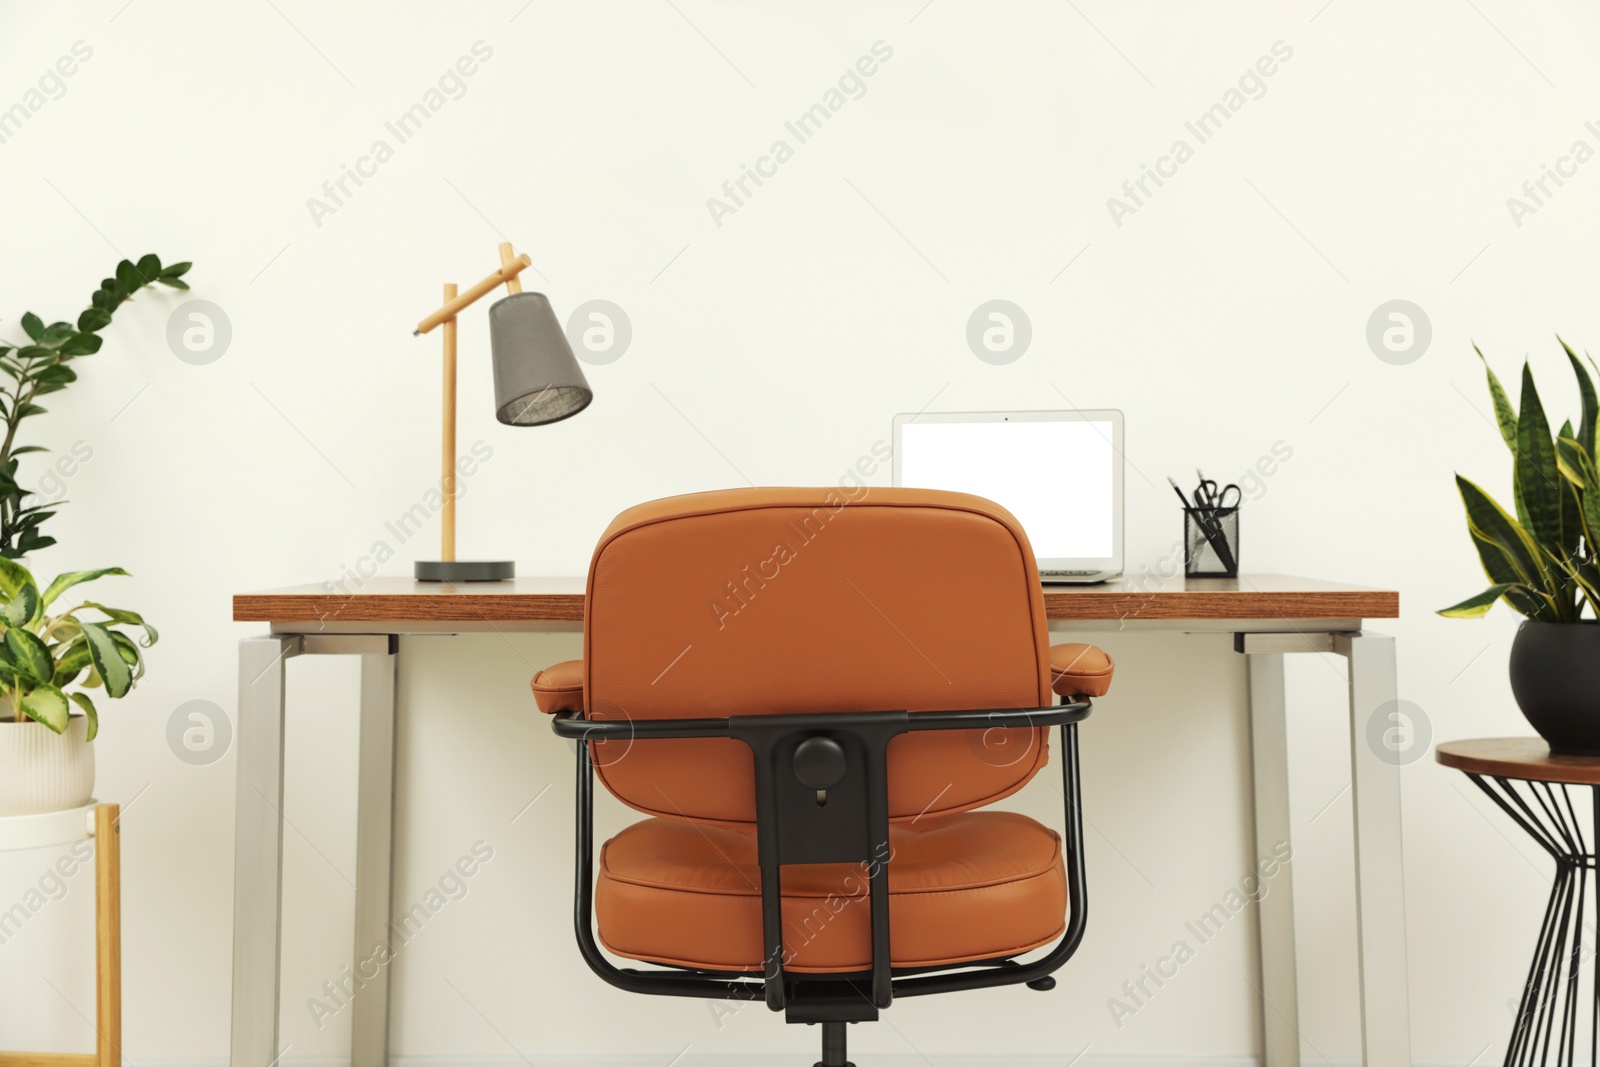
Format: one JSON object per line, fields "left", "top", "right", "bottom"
{"left": 0, "top": 0, "right": 1595, "bottom": 1061}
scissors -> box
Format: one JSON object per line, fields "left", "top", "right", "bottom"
{"left": 1194, "top": 469, "right": 1241, "bottom": 510}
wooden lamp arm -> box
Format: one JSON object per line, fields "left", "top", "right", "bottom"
{"left": 414, "top": 245, "right": 533, "bottom": 335}
{"left": 499, "top": 242, "right": 524, "bottom": 295}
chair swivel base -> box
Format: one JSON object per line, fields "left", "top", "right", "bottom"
{"left": 414, "top": 560, "right": 514, "bottom": 581}
{"left": 815, "top": 1020, "right": 853, "bottom": 1067}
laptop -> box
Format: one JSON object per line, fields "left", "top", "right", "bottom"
{"left": 892, "top": 409, "right": 1124, "bottom": 583}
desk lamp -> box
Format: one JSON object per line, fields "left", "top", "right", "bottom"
{"left": 412, "top": 242, "right": 592, "bottom": 581}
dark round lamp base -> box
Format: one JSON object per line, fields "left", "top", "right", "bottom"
{"left": 414, "top": 560, "right": 515, "bottom": 582}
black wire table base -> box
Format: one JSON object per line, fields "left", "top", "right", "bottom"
{"left": 1469, "top": 773, "right": 1600, "bottom": 1067}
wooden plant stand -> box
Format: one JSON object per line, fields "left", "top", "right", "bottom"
{"left": 0, "top": 803, "right": 121, "bottom": 1067}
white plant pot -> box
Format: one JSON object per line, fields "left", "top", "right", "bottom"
{"left": 0, "top": 715, "right": 94, "bottom": 816}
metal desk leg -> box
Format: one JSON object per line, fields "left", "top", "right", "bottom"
{"left": 349, "top": 638, "right": 399, "bottom": 1067}
{"left": 1246, "top": 650, "right": 1300, "bottom": 1067}
{"left": 231, "top": 635, "right": 301, "bottom": 1067}
{"left": 1334, "top": 632, "right": 1411, "bottom": 1067}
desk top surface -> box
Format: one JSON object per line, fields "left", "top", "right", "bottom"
{"left": 234, "top": 574, "right": 1398, "bottom": 624}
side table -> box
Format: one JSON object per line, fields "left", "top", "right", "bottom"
{"left": 1437, "top": 739, "right": 1600, "bottom": 1067}
{"left": 0, "top": 803, "right": 121, "bottom": 1067}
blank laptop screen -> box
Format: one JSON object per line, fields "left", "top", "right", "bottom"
{"left": 897, "top": 419, "right": 1115, "bottom": 559}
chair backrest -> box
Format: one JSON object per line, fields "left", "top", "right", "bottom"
{"left": 582, "top": 487, "right": 1055, "bottom": 826}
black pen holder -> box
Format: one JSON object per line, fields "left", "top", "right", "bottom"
{"left": 1184, "top": 507, "right": 1240, "bottom": 578}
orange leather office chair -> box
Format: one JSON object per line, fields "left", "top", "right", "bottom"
{"left": 533, "top": 488, "right": 1114, "bottom": 1067}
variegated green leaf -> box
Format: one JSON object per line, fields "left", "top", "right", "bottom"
{"left": 0, "top": 558, "right": 39, "bottom": 604}
{"left": 109, "top": 631, "right": 144, "bottom": 680}
{"left": 77, "top": 602, "right": 157, "bottom": 646}
{"left": 1516, "top": 363, "right": 1564, "bottom": 550}
{"left": 78, "top": 620, "right": 131, "bottom": 698}
{"left": 1562, "top": 337, "right": 1599, "bottom": 457}
{"left": 1439, "top": 583, "right": 1521, "bottom": 618}
{"left": 41, "top": 567, "right": 129, "bottom": 609}
{"left": 51, "top": 638, "right": 90, "bottom": 686}
{"left": 21, "top": 684, "right": 68, "bottom": 733}
{"left": 1468, "top": 527, "right": 1554, "bottom": 618}
{"left": 1458, "top": 475, "right": 1550, "bottom": 591}
{"left": 68, "top": 691, "right": 97, "bottom": 741}
{"left": 2, "top": 584, "right": 36, "bottom": 628}
{"left": 5, "top": 627, "right": 53, "bottom": 684}
{"left": 1557, "top": 434, "right": 1592, "bottom": 488}
{"left": 1559, "top": 420, "right": 1583, "bottom": 557}
{"left": 1587, "top": 456, "right": 1600, "bottom": 557}
{"left": 1476, "top": 345, "right": 1518, "bottom": 450}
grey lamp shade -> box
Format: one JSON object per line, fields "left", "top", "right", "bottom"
{"left": 488, "top": 292, "right": 594, "bottom": 426}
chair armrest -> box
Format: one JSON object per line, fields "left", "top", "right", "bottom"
{"left": 1050, "top": 643, "right": 1114, "bottom": 699}
{"left": 531, "top": 659, "right": 584, "bottom": 714}
{"left": 550, "top": 701, "right": 1089, "bottom": 741}
{"left": 538, "top": 649, "right": 1107, "bottom": 717}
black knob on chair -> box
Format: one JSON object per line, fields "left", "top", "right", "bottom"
{"left": 793, "top": 736, "right": 848, "bottom": 791}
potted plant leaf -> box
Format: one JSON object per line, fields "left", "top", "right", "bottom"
{"left": 0, "top": 561, "right": 156, "bottom": 815}
{"left": 1, "top": 254, "right": 190, "bottom": 559}
{"left": 1440, "top": 339, "right": 1600, "bottom": 753}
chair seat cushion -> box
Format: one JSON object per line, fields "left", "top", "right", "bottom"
{"left": 595, "top": 810, "right": 1067, "bottom": 973}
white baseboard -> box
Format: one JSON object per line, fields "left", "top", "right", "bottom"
{"left": 394, "top": 1058, "right": 1258, "bottom": 1067}
{"left": 126, "top": 1056, "right": 1487, "bottom": 1067}
{"left": 380, "top": 1062, "right": 1254, "bottom": 1067}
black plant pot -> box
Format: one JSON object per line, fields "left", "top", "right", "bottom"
{"left": 1509, "top": 620, "right": 1600, "bottom": 755}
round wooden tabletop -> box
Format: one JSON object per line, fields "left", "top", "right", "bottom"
{"left": 1436, "top": 738, "right": 1600, "bottom": 785}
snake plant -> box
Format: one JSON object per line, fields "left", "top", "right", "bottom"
{"left": 1440, "top": 339, "right": 1600, "bottom": 622}
{"left": 0, "top": 559, "right": 156, "bottom": 737}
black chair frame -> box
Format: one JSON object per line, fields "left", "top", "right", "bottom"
{"left": 551, "top": 698, "right": 1091, "bottom": 1038}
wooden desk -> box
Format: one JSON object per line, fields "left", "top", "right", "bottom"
{"left": 229, "top": 575, "right": 1407, "bottom": 1067}
{"left": 234, "top": 573, "right": 1397, "bottom": 631}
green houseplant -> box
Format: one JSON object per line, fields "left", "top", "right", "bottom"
{"left": 0, "top": 560, "right": 156, "bottom": 815}
{"left": 1, "top": 254, "right": 190, "bottom": 558}
{"left": 1441, "top": 339, "right": 1600, "bottom": 752}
